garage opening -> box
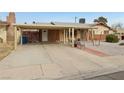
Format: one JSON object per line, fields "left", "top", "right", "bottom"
{"left": 22, "top": 29, "right": 60, "bottom": 44}
{"left": 22, "top": 31, "right": 39, "bottom": 44}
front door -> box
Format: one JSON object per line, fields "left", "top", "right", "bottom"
{"left": 42, "top": 30, "right": 48, "bottom": 41}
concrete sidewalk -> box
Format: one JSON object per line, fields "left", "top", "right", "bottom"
{"left": 0, "top": 44, "right": 124, "bottom": 80}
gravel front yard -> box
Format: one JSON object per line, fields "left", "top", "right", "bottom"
{"left": 0, "top": 44, "right": 12, "bottom": 61}
{"left": 85, "top": 40, "right": 124, "bottom": 56}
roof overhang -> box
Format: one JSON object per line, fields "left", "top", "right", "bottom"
{"left": 13, "top": 24, "right": 97, "bottom": 30}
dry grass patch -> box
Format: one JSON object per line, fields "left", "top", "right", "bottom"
{"left": 0, "top": 43, "right": 13, "bottom": 61}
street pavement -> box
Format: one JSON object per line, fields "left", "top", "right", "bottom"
{"left": 86, "top": 71, "right": 124, "bottom": 80}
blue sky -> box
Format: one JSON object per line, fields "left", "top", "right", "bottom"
{"left": 0, "top": 12, "right": 124, "bottom": 26}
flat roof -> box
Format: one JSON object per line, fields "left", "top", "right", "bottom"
{"left": 13, "top": 22, "right": 97, "bottom": 29}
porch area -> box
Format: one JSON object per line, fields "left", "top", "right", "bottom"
{"left": 13, "top": 23, "right": 97, "bottom": 49}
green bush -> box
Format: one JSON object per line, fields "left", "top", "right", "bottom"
{"left": 106, "top": 34, "right": 119, "bottom": 43}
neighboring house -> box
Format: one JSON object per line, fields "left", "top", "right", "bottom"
{"left": 91, "top": 23, "right": 115, "bottom": 41}
{"left": 0, "top": 12, "right": 16, "bottom": 44}
{"left": 116, "top": 28, "right": 124, "bottom": 40}
{"left": 0, "top": 21, "right": 8, "bottom": 43}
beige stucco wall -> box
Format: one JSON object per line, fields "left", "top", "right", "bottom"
{"left": 93, "top": 25, "right": 114, "bottom": 35}
{"left": 16, "top": 30, "right": 21, "bottom": 44}
{"left": 0, "top": 27, "right": 7, "bottom": 43}
{"left": 109, "top": 30, "right": 114, "bottom": 34}
{"left": 93, "top": 25, "right": 108, "bottom": 34}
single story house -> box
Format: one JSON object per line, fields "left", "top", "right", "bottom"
{"left": 13, "top": 22, "right": 114, "bottom": 45}
{"left": 0, "top": 12, "right": 115, "bottom": 49}
{"left": 115, "top": 28, "right": 124, "bottom": 40}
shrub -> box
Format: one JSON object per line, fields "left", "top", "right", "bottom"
{"left": 106, "top": 34, "right": 119, "bottom": 43}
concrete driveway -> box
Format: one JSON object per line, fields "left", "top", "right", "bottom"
{"left": 0, "top": 44, "right": 124, "bottom": 79}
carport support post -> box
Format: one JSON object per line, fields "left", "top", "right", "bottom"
{"left": 14, "top": 26, "right": 17, "bottom": 50}
{"left": 65, "top": 30, "right": 68, "bottom": 43}
{"left": 20, "top": 28, "right": 23, "bottom": 45}
{"left": 69, "top": 28, "right": 71, "bottom": 44}
{"left": 64, "top": 29, "right": 66, "bottom": 44}
{"left": 91, "top": 29, "right": 95, "bottom": 46}
{"left": 72, "top": 28, "right": 75, "bottom": 47}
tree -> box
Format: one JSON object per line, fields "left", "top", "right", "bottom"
{"left": 94, "top": 16, "right": 108, "bottom": 25}
{"left": 112, "top": 23, "right": 123, "bottom": 30}
{"left": 93, "top": 19, "right": 98, "bottom": 22}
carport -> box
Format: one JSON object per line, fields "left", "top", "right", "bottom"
{"left": 13, "top": 23, "right": 97, "bottom": 49}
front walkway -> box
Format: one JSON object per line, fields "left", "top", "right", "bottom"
{"left": 0, "top": 44, "right": 124, "bottom": 79}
